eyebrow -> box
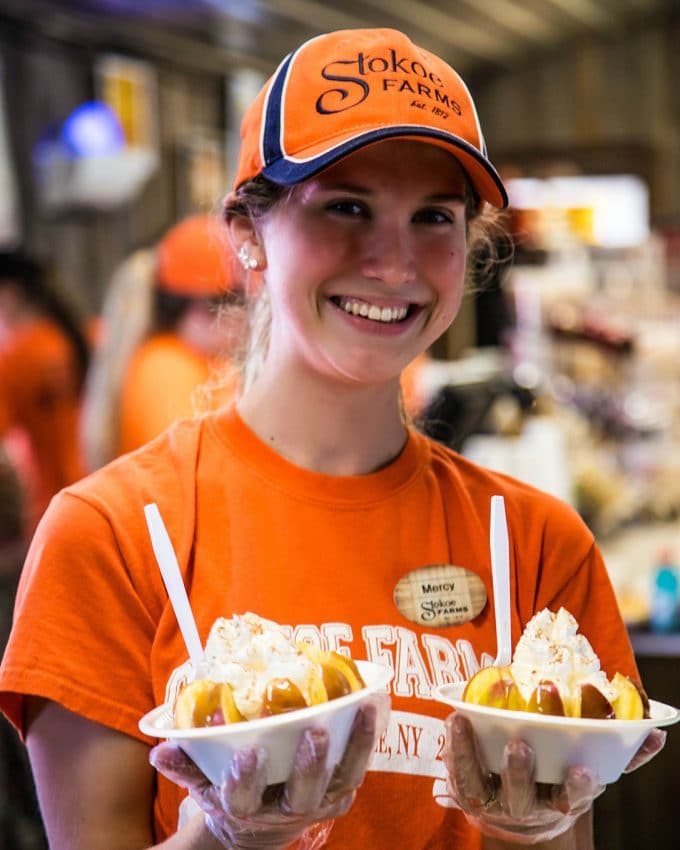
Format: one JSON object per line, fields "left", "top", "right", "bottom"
{"left": 315, "top": 182, "right": 465, "bottom": 202}
{"left": 317, "top": 181, "right": 370, "bottom": 195}
{"left": 425, "top": 192, "right": 466, "bottom": 203}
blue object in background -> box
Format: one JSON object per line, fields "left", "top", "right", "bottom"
{"left": 649, "top": 552, "right": 680, "bottom": 633}
{"left": 60, "top": 101, "right": 125, "bottom": 158}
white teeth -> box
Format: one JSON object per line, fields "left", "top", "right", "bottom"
{"left": 338, "top": 297, "right": 409, "bottom": 324}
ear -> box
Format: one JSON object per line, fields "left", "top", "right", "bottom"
{"left": 227, "top": 216, "right": 266, "bottom": 272}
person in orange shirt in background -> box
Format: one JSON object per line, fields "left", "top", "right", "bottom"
{"left": 81, "top": 214, "right": 248, "bottom": 471}
{"left": 0, "top": 250, "right": 89, "bottom": 535}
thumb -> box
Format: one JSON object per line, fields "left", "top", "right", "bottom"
{"left": 149, "top": 741, "right": 207, "bottom": 788}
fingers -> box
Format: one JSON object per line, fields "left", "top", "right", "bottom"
{"left": 551, "top": 766, "right": 602, "bottom": 816}
{"left": 444, "top": 713, "right": 491, "bottom": 809}
{"left": 281, "top": 728, "right": 331, "bottom": 815}
{"left": 220, "top": 747, "right": 269, "bottom": 818}
{"left": 499, "top": 739, "right": 535, "bottom": 818}
{"left": 329, "top": 703, "right": 377, "bottom": 793}
{"left": 149, "top": 742, "right": 207, "bottom": 789}
{"left": 623, "top": 729, "right": 667, "bottom": 773}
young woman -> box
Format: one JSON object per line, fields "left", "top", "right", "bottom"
{"left": 0, "top": 28, "right": 664, "bottom": 850}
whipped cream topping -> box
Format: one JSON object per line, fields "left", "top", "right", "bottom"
{"left": 196, "top": 612, "right": 315, "bottom": 720}
{"left": 510, "top": 607, "right": 614, "bottom": 703}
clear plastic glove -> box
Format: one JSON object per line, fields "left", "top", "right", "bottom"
{"left": 443, "top": 713, "right": 604, "bottom": 845}
{"left": 150, "top": 698, "right": 384, "bottom": 850}
{"left": 623, "top": 727, "right": 666, "bottom": 773}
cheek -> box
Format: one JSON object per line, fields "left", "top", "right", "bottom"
{"left": 431, "top": 241, "right": 467, "bottom": 294}
{"left": 427, "top": 245, "right": 467, "bottom": 329}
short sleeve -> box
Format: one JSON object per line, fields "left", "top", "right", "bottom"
{"left": 540, "top": 526, "right": 639, "bottom": 684}
{"left": 0, "top": 489, "right": 160, "bottom": 740}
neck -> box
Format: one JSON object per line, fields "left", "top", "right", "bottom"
{"left": 236, "top": 366, "right": 408, "bottom": 476}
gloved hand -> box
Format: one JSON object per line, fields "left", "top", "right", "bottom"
{"left": 151, "top": 697, "right": 385, "bottom": 850}
{"left": 623, "top": 728, "right": 666, "bottom": 773}
{"left": 443, "top": 713, "right": 604, "bottom": 845}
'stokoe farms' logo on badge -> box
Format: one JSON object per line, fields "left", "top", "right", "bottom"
{"left": 316, "top": 49, "right": 463, "bottom": 118}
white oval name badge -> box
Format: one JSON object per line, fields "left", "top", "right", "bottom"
{"left": 394, "top": 564, "right": 487, "bottom": 627}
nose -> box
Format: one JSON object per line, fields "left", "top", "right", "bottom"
{"left": 359, "top": 218, "right": 416, "bottom": 288}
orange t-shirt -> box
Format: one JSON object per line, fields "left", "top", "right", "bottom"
{"left": 118, "top": 334, "right": 211, "bottom": 456}
{"left": 0, "top": 407, "right": 637, "bottom": 848}
{"left": 0, "top": 318, "right": 84, "bottom": 532}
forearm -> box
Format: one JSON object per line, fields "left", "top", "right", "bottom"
{"left": 482, "top": 810, "right": 594, "bottom": 850}
{"left": 151, "top": 815, "right": 225, "bottom": 850}
{"left": 150, "top": 814, "right": 304, "bottom": 850}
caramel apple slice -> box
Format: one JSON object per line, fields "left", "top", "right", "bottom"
{"left": 506, "top": 677, "right": 527, "bottom": 712}
{"left": 307, "top": 665, "right": 331, "bottom": 705}
{"left": 578, "top": 683, "right": 616, "bottom": 719}
{"left": 262, "top": 678, "right": 308, "bottom": 715}
{"left": 463, "top": 666, "right": 520, "bottom": 709}
{"left": 325, "top": 651, "right": 366, "bottom": 692}
{"left": 218, "top": 683, "right": 245, "bottom": 724}
{"left": 610, "top": 673, "right": 646, "bottom": 720}
{"left": 320, "top": 663, "right": 353, "bottom": 701}
{"left": 527, "top": 680, "right": 566, "bottom": 716}
{"left": 298, "top": 643, "right": 366, "bottom": 696}
{"left": 297, "top": 644, "right": 351, "bottom": 701}
{"left": 174, "top": 680, "right": 222, "bottom": 728}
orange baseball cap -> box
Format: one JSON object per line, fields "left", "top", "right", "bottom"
{"left": 233, "top": 28, "right": 507, "bottom": 208}
{"left": 156, "top": 214, "right": 240, "bottom": 297}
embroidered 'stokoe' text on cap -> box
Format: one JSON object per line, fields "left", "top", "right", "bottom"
{"left": 233, "top": 27, "right": 507, "bottom": 209}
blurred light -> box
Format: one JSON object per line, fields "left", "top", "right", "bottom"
{"left": 513, "top": 361, "right": 543, "bottom": 389}
{"left": 61, "top": 101, "right": 125, "bottom": 158}
{"left": 507, "top": 175, "right": 650, "bottom": 248}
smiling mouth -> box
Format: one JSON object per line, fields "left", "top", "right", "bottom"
{"left": 331, "top": 296, "right": 414, "bottom": 324}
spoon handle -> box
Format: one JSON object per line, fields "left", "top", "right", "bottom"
{"left": 144, "top": 503, "right": 204, "bottom": 670}
{"left": 490, "top": 495, "right": 512, "bottom": 668}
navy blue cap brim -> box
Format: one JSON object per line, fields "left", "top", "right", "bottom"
{"left": 260, "top": 126, "right": 508, "bottom": 209}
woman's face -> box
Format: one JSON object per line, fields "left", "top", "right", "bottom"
{"left": 257, "top": 139, "right": 469, "bottom": 387}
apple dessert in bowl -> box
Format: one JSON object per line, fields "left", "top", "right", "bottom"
{"left": 140, "top": 612, "right": 392, "bottom": 785}
{"left": 435, "top": 608, "right": 679, "bottom": 784}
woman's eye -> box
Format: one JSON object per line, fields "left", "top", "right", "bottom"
{"left": 326, "top": 199, "right": 368, "bottom": 218}
{"left": 413, "top": 208, "right": 455, "bottom": 225}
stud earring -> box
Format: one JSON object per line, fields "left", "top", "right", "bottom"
{"left": 238, "top": 245, "right": 258, "bottom": 270}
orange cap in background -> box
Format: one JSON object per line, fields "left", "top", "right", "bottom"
{"left": 156, "top": 214, "right": 239, "bottom": 298}
{"left": 233, "top": 27, "right": 507, "bottom": 208}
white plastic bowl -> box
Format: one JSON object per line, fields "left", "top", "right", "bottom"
{"left": 434, "top": 680, "right": 679, "bottom": 785}
{"left": 140, "top": 660, "right": 392, "bottom": 785}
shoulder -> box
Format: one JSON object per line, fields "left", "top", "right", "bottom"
{"left": 418, "top": 431, "right": 592, "bottom": 546}
{"left": 131, "top": 334, "right": 202, "bottom": 366}
{"left": 62, "top": 417, "right": 206, "bottom": 548}
{"left": 126, "top": 334, "right": 207, "bottom": 385}
{"left": 1, "top": 318, "right": 71, "bottom": 363}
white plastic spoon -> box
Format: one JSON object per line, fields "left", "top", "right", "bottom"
{"left": 490, "top": 495, "right": 512, "bottom": 668}
{"left": 144, "top": 502, "right": 203, "bottom": 671}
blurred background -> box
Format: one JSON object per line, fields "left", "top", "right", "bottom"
{"left": 1, "top": 1, "right": 679, "bottom": 848}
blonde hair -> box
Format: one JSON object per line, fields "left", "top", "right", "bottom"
{"left": 80, "top": 249, "right": 156, "bottom": 471}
